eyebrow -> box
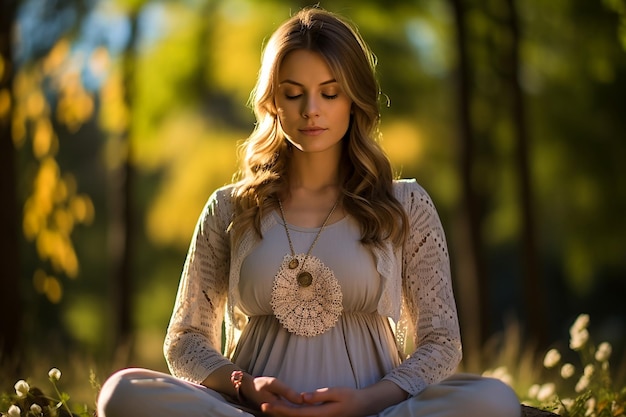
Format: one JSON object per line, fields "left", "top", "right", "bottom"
{"left": 279, "top": 79, "right": 338, "bottom": 87}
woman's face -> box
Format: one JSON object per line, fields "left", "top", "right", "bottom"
{"left": 275, "top": 49, "right": 353, "bottom": 154}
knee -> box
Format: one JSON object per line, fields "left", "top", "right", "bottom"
{"left": 97, "top": 368, "right": 148, "bottom": 417}
{"left": 471, "top": 377, "right": 521, "bottom": 417}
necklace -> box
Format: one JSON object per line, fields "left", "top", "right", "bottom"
{"left": 277, "top": 198, "right": 339, "bottom": 287}
{"left": 271, "top": 198, "right": 344, "bottom": 337}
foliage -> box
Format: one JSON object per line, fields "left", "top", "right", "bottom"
{"left": 13, "top": 36, "right": 96, "bottom": 304}
{"left": 7, "top": 0, "right": 626, "bottom": 378}
{"left": 541, "top": 315, "right": 626, "bottom": 417}
{"left": 0, "top": 369, "right": 96, "bottom": 417}
{"left": 484, "top": 314, "right": 626, "bottom": 417}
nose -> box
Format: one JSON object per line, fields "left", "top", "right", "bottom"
{"left": 302, "top": 95, "right": 320, "bottom": 118}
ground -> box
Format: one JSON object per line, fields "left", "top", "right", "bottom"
{"left": 522, "top": 405, "right": 558, "bottom": 416}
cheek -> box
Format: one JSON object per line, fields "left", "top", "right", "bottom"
{"left": 337, "top": 103, "right": 352, "bottom": 128}
{"left": 277, "top": 104, "right": 299, "bottom": 125}
{"left": 276, "top": 107, "right": 295, "bottom": 136}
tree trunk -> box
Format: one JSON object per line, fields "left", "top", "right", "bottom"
{"left": 0, "top": 0, "right": 22, "bottom": 374}
{"left": 504, "top": 0, "right": 546, "bottom": 345}
{"left": 448, "top": 0, "right": 489, "bottom": 372}
{"left": 110, "top": 8, "right": 139, "bottom": 355}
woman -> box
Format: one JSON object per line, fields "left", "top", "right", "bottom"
{"left": 98, "top": 7, "right": 521, "bottom": 417}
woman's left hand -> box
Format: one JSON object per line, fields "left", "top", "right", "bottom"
{"left": 260, "top": 387, "right": 366, "bottom": 417}
{"left": 261, "top": 380, "right": 407, "bottom": 417}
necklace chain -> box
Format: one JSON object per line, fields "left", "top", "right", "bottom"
{"left": 277, "top": 198, "right": 339, "bottom": 286}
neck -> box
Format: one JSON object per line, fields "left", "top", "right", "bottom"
{"left": 287, "top": 149, "right": 342, "bottom": 193}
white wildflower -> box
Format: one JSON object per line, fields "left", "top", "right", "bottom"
{"left": 571, "top": 314, "right": 590, "bottom": 333}
{"left": 594, "top": 342, "right": 612, "bottom": 362}
{"left": 576, "top": 375, "right": 590, "bottom": 393}
{"left": 7, "top": 405, "right": 21, "bottom": 417}
{"left": 569, "top": 314, "right": 591, "bottom": 351}
{"left": 537, "top": 383, "right": 556, "bottom": 402}
{"left": 14, "top": 379, "right": 29, "bottom": 398}
{"left": 570, "top": 328, "right": 589, "bottom": 350}
{"left": 584, "top": 364, "right": 594, "bottom": 377}
{"left": 585, "top": 397, "right": 596, "bottom": 416}
{"left": 612, "top": 401, "right": 621, "bottom": 414}
{"left": 562, "top": 398, "right": 575, "bottom": 411}
{"left": 543, "top": 348, "right": 561, "bottom": 368}
{"left": 560, "top": 363, "right": 576, "bottom": 379}
{"left": 482, "top": 366, "right": 513, "bottom": 386}
{"left": 528, "top": 384, "right": 540, "bottom": 399}
{"left": 48, "top": 367, "right": 62, "bottom": 381}
{"left": 30, "top": 403, "right": 43, "bottom": 414}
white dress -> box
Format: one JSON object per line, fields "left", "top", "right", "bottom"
{"left": 96, "top": 180, "right": 521, "bottom": 417}
{"left": 233, "top": 212, "right": 401, "bottom": 393}
{"left": 162, "top": 180, "right": 464, "bottom": 397}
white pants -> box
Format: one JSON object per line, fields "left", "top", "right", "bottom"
{"left": 97, "top": 368, "right": 521, "bottom": 417}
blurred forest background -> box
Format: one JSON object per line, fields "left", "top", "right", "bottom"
{"left": 1, "top": 0, "right": 625, "bottom": 400}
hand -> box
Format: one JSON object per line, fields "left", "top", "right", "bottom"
{"left": 242, "top": 376, "right": 304, "bottom": 411}
{"left": 261, "top": 387, "right": 366, "bottom": 417}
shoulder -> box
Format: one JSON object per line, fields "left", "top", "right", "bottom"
{"left": 392, "top": 178, "right": 431, "bottom": 205}
{"left": 392, "top": 179, "right": 440, "bottom": 222}
{"left": 212, "top": 183, "right": 237, "bottom": 204}
{"left": 203, "top": 183, "right": 237, "bottom": 223}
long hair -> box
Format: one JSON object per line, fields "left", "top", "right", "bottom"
{"left": 231, "top": 7, "right": 408, "bottom": 246}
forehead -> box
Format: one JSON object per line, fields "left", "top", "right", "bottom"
{"left": 278, "top": 49, "right": 336, "bottom": 83}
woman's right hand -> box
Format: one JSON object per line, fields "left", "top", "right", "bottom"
{"left": 243, "top": 376, "right": 304, "bottom": 411}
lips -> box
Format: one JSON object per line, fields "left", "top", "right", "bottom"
{"left": 299, "top": 127, "right": 327, "bottom": 136}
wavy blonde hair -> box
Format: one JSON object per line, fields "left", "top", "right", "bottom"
{"left": 231, "top": 7, "right": 407, "bottom": 246}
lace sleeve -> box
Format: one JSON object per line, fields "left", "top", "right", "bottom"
{"left": 163, "top": 188, "right": 234, "bottom": 384}
{"left": 383, "top": 182, "right": 462, "bottom": 396}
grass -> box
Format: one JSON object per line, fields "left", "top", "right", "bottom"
{"left": 1, "top": 314, "right": 624, "bottom": 416}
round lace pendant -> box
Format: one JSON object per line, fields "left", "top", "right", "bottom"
{"left": 270, "top": 254, "right": 343, "bottom": 337}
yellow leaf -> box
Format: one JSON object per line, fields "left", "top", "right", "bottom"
{"left": 26, "top": 90, "right": 46, "bottom": 120}
{"left": 0, "top": 89, "right": 11, "bottom": 121}
{"left": 70, "top": 194, "right": 95, "bottom": 225}
{"left": 54, "top": 208, "right": 74, "bottom": 235}
{"left": 32, "top": 118, "right": 56, "bottom": 159}
{"left": 43, "top": 39, "right": 70, "bottom": 75}
{"left": 44, "top": 275, "right": 63, "bottom": 303}
{"left": 33, "top": 269, "right": 47, "bottom": 293}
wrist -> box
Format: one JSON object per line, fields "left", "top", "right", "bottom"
{"left": 360, "top": 381, "right": 408, "bottom": 414}
{"left": 230, "top": 370, "right": 256, "bottom": 408}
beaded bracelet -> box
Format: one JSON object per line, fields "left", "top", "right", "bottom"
{"left": 230, "top": 370, "right": 245, "bottom": 404}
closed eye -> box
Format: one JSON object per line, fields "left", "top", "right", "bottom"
{"left": 322, "top": 94, "right": 338, "bottom": 99}
{"left": 285, "top": 94, "right": 302, "bottom": 100}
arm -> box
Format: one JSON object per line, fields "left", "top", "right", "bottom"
{"left": 383, "top": 182, "right": 462, "bottom": 396}
{"left": 163, "top": 188, "right": 233, "bottom": 384}
{"left": 163, "top": 188, "right": 304, "bottom": 408}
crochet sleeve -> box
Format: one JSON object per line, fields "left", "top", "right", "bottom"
{"left": 163, "top": 188, "right": 233, "bottom": 384}
{"left": 383, "top": 181, "right": 462, "bottom": 396}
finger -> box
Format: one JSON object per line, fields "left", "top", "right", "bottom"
{"left": 301, "top": 387, "right": 339, "bottom": 404}
{"left": 262, "top": 402, "right": 337, "bottom": 417}
{"left": 262, "top": 379, "right": 304, "bottom": 405}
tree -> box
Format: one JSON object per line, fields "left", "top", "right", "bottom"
{"left": 0, "top": 0, "right": 22, "bottom": 373}
{"left": 110, "top": 3, "right": 141, "bottom": 352}
{"left": 503, "top": 0, "right": 546, "bottom": 345}
{"left": 447, "top": 0, "right": 489, "bottom": 371}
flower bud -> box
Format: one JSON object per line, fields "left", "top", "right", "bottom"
{"left": 7, "top": 404, "right": 21, "bottom": 417}
{"left": 543, "top": 348, "right": 561, "bottom": 368}
{"left": 14, "top": 379, "right": 29, "bottom": 398}
{"left": 594, "top": 342, "right": 612, "bottom": 362}
{"left": 560, "top": 363, "right": 575, "bottom": 379}
{"left": 48, "top": 367, "right": 62, "bottom": 381}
